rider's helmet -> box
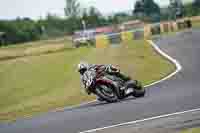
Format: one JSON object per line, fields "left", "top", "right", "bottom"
{"left": 78, "top": 62, "right": 89, "bottom": 75}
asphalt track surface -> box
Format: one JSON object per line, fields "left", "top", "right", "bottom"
{"left": 91, "top": 109, "right": 200, "bottom": 133}
{"left": 1, "top": 29, "right": 200, "bottom": 133}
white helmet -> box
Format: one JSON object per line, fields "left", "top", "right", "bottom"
{"left": 78, "top": 62, "right": 89, "bottom": 75}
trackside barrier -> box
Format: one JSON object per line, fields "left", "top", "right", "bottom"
{"left": 163, "top": 23, "right": 170, "bottom": 32}
{"left": 172, "top": 22, "right": 178, "bottom": 31}
{"left": 176, "top": 18, "right": 193, "bottom": 30}
{"left": 95, "top": 35, "right": 109, "bottom": 48}
{"left": 121, "top": 31, "right": 134, "bottom": 44}
{"left": 168, "top": 22, "right": 173, "bottom": 32}
{"left": 186, "top": 20, "right": 192, "bottom": 28}
{"left": 160, "top": 22, "right": 176, "bottom": 33}
{"left": 177, "top": 21, "right": 186, "bottom": 29}
{"left": 108, "top": 33, "right": 122, "bottom": 45}
{"left": 151, "top": 23, "right": 161, "bottom": 35}
{"left": 144, "top": 25, "right": 152, "bottom": 39}
{"left": 94, "top": 19, "right": 192, "bottom": 48}
{"left": 160, "top": 23, "right": 165, "bottom": 33}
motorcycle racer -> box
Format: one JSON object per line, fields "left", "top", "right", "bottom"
{"left": 78, "top": 62, "right": 132, "bottom": 97}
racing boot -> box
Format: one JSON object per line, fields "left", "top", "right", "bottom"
{"left": 125, "top": 88, "right": 134, "bottom": 95}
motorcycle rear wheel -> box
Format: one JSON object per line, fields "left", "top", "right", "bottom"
{"left": 132, "top": 80, "right": 146, "bottom": 97}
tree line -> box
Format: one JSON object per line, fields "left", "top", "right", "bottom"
{"left": 0, "top": 0, "right": 200, "bottom": 46}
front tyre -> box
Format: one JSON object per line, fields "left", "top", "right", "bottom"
{"left": 95, "top": 84, "right": 118, "bottom": 103}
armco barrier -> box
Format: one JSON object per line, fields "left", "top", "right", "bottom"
{"left": 108, "top": 33, "right": 122, "bottom": 45}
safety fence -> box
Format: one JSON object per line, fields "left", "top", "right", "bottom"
{"left": 94, "top": 18, "right": 193, "bottom": 48}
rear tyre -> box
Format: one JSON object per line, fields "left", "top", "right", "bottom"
{"left": 133, "top": 88, "right": 146, "bottom": 97}
{"left": 132, "top": 80, "right": 146, "bottom": 98}
{"left": 95, "top": 84, "right": 118, "bottom": 103}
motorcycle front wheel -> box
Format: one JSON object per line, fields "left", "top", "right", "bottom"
{"left": 95, "top": 83, "right": 118, "bottom": 103}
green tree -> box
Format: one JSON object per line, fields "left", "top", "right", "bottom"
{"left": 194, "top": 0, "right": 200, "bottom": 7}
{"left": 193, "top": 0, "right": 200, "bottom": 15}
{"left": 113, "top": 12, "right": 131, "bottom": 24}
{"left": 64, "top": 0, "right": 80, "bottom": 18}
{"left": 184, "top": 3, "right": 197, "bottom": 17}
{"left": 87, "top": 7, "right": 102, "bottom": 27}
{"left": 134, "top": 0, "right": 160, "bottom": 15}
{"left": 134, "top": 0, "right": 144, "bottom": 13}
{"left": 0, "top": 18, "right": 41, "bottom": 45}
{"left": 81, "top": 6, "right": 107, "bottom": 28}
{"left": 169, "top": 0, "right": 184, "bottom": 20}
{"left": 64, "top": 0, "right": 82, "bottom": 34}
{"left": 144, "top": 0, "right": 160, "bottom": 15}
{"left": 133, "top": 0, "right": 160, "bottom": 22}
{"left": 65, "top": 17, "right": 82, "bottom": 34}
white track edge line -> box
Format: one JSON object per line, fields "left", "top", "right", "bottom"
{"left": 79, "top": 40, "right": 183, "bottom": 133}
{"left": 144, "top": 40, "right": 182, "bottom": 87}
{"left": 80, "top": 108, "right": 200, "bottom": 133}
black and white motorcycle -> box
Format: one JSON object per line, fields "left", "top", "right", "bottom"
{"left": 81, "top": 68, "right": 146, "bottom": 103}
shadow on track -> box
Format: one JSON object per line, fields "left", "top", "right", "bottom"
{"left": 61, "top": 96, "right": 148, "bottom": 112}
{"left": 60, "top": 88, "right": 150, "bottom": 112}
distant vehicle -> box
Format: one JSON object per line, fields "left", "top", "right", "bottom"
{"left": 72, "top": 30, "right": 95, "bottom": 48}
{"left": 72, "top": 26, "right": 115, "bottom": 48}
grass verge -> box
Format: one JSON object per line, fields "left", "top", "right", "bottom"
{"left": 192, "top": 21, "right": 200, "bottom": 28}
{"left": 181, "top": 128, "right": 200, "bottom": 133}
{"left": 0, "top": 37, "right": 73, "bottom": 61}
{"left": 0, "top": 40, "right": 175, "bottom": 121}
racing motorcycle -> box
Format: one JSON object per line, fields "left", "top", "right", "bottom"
{"left": 82, "top": 68, "right": 146, "bottom": 103}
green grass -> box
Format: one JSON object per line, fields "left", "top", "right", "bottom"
{"left": 181, "top": 128, "right": 200, "bottom": 133}
{"left": 0, "top": 37, "right": 72, "bottom": 49}
{"left": 193, "top": 21, "right": 200, "bottom": 28}
{"left": 0, "top": 37, "right": 73, "bottom": 60}
{"left": 0, "top": 40, "right": 175, "bottom": 121}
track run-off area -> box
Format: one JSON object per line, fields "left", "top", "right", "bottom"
{"left": 1, "top": 29, "right": 200, "bottom": 133}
